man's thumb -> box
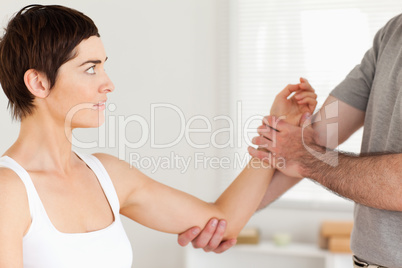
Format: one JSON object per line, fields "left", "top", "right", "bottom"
{"left": 299, "top": 112, "right": 312, "bottom": 127}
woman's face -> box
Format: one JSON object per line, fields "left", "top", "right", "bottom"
{"left": 46, "top": 36, "right": 114, "bottom": 129}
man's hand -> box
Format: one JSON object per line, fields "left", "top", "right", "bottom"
{"left": 270, "top": 77, "right": 317, "bottom": 125}
{"left": 177, "top": 218, "right": 237, "bottom": 253}
{"left": 249, "top": 114, "right": 322, "bottom": 178}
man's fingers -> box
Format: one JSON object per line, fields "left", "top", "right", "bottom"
{"left": 203, "top": 220, "right": 227, "bottom": 252}
{"left": 256, "top": 124, "right": 271, "bottom": 135}
{"left": 257, "top": 126, "right": 275, "bottom": 142}
{"left": 213, "top": 239, "right": 237, "bottom": 254}
{"left": 178, "top": 227, "right": 201, "bottom": 247}
{"left": 262, "top": 115, "right": 284, "bottom": 132}
{"left": 252, "top": 135, "right": 270, "bottom": 147}
{"left": 256, "top": 125, "right": 276, "bottom": 140}
{"left": 191, "top": 218, "right": 219, "bottom": 248}
{"left": 248, "top": 146, "right": 275, "bottom": 166}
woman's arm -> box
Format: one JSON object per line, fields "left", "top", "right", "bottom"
{"left": 0, "top": 168, "right": 30, "bottom": 268}
{"left": 96, "top": 154, "right": 273, "bottom": 240}
{"left": 98, "top": 78, "right": 317, "bottom": 240}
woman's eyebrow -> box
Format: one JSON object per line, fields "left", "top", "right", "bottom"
{"left": 79, "top": 56, "right": 108, "bottom": 67}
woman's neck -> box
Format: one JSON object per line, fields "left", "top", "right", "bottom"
{"left": 4, "top": 112, "right": 77, "bottom": 174}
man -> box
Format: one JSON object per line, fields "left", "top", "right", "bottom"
{"left": 178, "top": 13, "right": 402, "bottom": 268}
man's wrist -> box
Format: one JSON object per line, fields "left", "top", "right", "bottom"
{"left": 298, "top": 142, "right": 336, "bottom": 179}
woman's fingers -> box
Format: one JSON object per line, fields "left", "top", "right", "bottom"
{"left": 294, "top": 90, "right": 318, "bottom": 112}
{"left": 276, "top": 78, "right": 315, "bottom": 102}
{"left": 297, "top": 97, "right": 317, "bottom": 106}
{"left": 299, "top": 77, "right": 314, "bottom": 92}
{"left": 276, "top": 84, "right": 300, "bottom": 100}
{"left": 294, "top": 90, "right": 317, "bottom": 101}
{"left": 297, "top": 97, "right": 317, "bottom": 105}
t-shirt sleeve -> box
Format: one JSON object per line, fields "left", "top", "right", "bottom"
{"left": 330, "top": 21, "right": 386, "bottom": 112}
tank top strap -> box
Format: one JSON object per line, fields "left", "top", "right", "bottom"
{"left": 74, "top": 152, "right": 121, "bottom": 217}
{"left": 0, "top": 156, "right": 42, "bottom": 218}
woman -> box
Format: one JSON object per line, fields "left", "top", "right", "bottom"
{"left": 0, "top": 4, "right": 317, "bottom": 267}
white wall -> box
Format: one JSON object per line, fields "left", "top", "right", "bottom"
{"left": 0, "top": 1, "right": 353, "bottom": 268}
{"left": 0, "top": 1, "right": 225, "bottom": 267}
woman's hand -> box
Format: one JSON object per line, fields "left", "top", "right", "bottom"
{"left": 270, "top": 77, "right": 317, "bottom": 126}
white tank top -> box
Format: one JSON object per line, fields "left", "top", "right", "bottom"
{"left": 0, "top": 152, "right": 133, "bottom": 268}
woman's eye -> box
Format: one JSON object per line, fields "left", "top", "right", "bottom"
{"left": 86, "top": 66, "right": 96, "bottom": 74}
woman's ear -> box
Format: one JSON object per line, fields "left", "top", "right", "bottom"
{"left": 24, "top": 69, "right": 50, "bottom": 98}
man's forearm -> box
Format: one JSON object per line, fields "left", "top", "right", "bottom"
{"left": 257, "top": 170, "right": 302, "bottom": 210}
{"left": 300, "top": 145, "right": 402, "bottom": 211}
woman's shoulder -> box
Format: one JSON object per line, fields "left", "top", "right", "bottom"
{"left": 0, "top": 166, "right": 26, "bottom": 190}
{"left": 0, "top": 169, "right": 29, "bottom": 262}
{"left": 0, "top": 167, "right": 29, "bottom": 205}
{"left": 91, "top": 152, "right": 146, "bottom": 206}
{"left": 92, "top": 152, "right": 126, "bottom": 171}
{"left": 92, "top": 152, "right": 118, "bottom": 162}
{"left": 0, "top": 167, "right": 30, "bottom": 228}
{"left": 91, "top": 152, "right": 138, "bottom": 183}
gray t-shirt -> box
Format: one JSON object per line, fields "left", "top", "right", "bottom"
{"left": 331, "top": 14, "right": 402, "bottom": 268}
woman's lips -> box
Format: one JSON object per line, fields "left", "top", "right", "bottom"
{"left": 93, "top": 101, "right": 106, "bottom": 110}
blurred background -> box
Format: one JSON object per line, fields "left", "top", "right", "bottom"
{"left": 1, "top": 0, "right": 401, "bottom": 267}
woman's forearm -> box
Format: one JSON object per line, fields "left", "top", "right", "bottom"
{"left": 213, "top": 158, "right": 274, "bottom": 239}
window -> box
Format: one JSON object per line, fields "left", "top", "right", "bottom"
{"left": 227, "top": 0, "right": 402, "bottom": 207}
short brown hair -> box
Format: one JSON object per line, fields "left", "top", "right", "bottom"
{"left": 0, "top": 5, "right": 100, "bottom": 120}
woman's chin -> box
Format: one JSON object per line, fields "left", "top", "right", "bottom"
{"left": 71, "top": 116, "right": 105, "bottom": 129}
